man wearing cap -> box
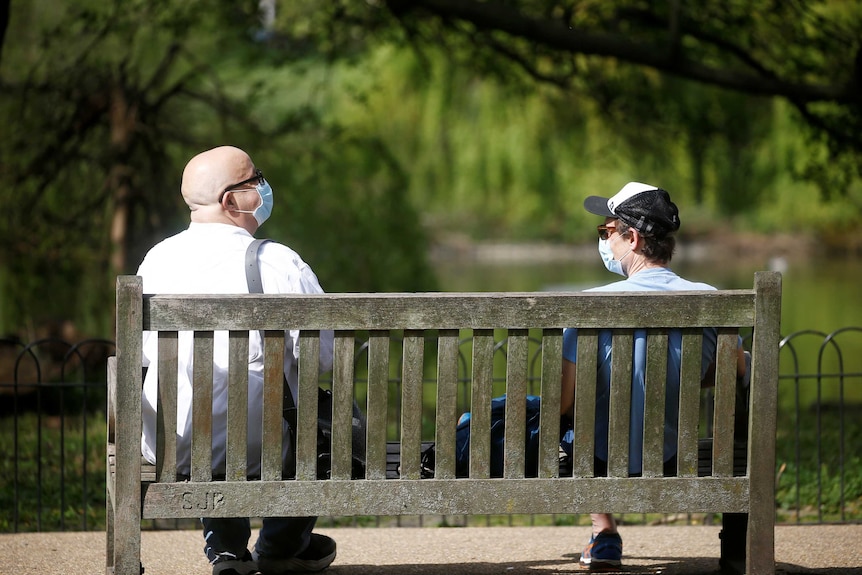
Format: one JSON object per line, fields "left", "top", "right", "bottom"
{"left": 561, "top": 182, "right": 747, "bottom": 570}
{"left": 138, "top": 146, "right": 337, "bottom": 575}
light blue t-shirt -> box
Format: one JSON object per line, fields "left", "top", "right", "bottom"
{"left": 562, "top": 267, "right": 719, "bottom": 475}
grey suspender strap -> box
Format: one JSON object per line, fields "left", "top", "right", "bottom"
{"left": 244, "top": 239, "right": 297, "bottom": 417}
{"left": 245, "top": 238, "right": 272, "bottom": 293}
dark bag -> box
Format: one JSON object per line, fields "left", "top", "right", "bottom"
{"left": 282, "top": 386, "right": 367, "bottom": 480}
{"left": 246, "top": 239, "right": 367, "bottom": 480}
{"left": 455, "top": 394, "right": 571, "bottom": 478}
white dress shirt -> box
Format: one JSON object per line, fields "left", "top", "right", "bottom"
{"left": 137, "top": 222, "right": 334, "bottom": 477}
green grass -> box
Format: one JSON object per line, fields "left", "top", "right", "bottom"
{"left": 774, "top": 404, "right": 862, "bottom": 523}
{"left": 0, "top": 412, "right": 107, "bottom": 532}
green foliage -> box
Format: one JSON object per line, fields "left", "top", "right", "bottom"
{"left": 325, "top": 45, "right": 862, "bottom": 245}
{"left": 0, "top": 0, "right": 435, "bottom": 337}
{"left": 382, "top": 0, "right": 862, "bottom": 192}
{"left": 0, "top": 0, "right": 239, "bottom": 335}
{"left": 775, "top": 405, "right": 862, "bottom": 522}
{"left": 255, "top": 129, "right": 436, "bottom": 293}
{"left": 2, "top": 0, "right": 862, "bottom": 339}
{"left": 0, "top": 413, "right": 107, "bottom": 532}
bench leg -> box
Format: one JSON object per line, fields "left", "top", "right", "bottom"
{"left": 106, "top": 475, "right": 144, "bottom": 574}
{"left": 719, "top": 512, "right": 747, "bottom": 575}
{"left": 106, "top": 478, "right": 114, "bottom": 574}
{"left": 109, "top": 481, "right": 143, "bottom": 575}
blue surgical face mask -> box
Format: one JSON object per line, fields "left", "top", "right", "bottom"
{"left": 598, "top": 237, "right": 629, "bottom": 277}
{"left": 252, "top": 181, "right": 273, "bottom": 226}
{"left": 233, "top": 180, "right": 274, "bottom": 226}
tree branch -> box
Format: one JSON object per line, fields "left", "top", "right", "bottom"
{"left": 393, "top": 0, "right": 858, "bottom": 105}
{"left": 0, "top": 0, "right": 9, "bottom": 67}
{"left": 481, "top": 35, "right": 571, "bottom": 89}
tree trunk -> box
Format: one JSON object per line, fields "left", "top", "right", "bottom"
{"left": 108, "top": 83, "right": 138, "bottom": 276}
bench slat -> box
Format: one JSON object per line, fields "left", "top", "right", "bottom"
{"left": 261, "top": 331, "right": 284, "bottom": 481}
{"left": 399, "top": 330, "right": 424, "bottom": 480}
{"left": 677, "top": 329, "right": 703, "bottom": 477}
{"left": 156, "top": 332, "right": 178, "bottom": 483}
{"left": 572, "top": 329, "right": 598, "bottom": 477}
{"left": 296, "top": 331, "right": 320, "bottom": 481}
{"left": 140, "top": 476, "right": 752, "bottom": 519}
{"left": 538, "top": 329, "right": 562, "bottom": 478}
{"left": 365, "top": 331, "right": 389, "bottom": 480}
{"left": 712, "top": 329, "right": 740, "bottom": 477}
{"left": 143, "top": 291, "right": 757, "bottom": 331}
{"left": 191, "top": 332, "right": 214, "bottom": 482}
{"left": 469, "top": 330, "right": 494, "bottom": 479}
{"left": 503, "top": 329, "right": 528, "bottom": 478}
{"left": 643, "top": 330, "right": 669, "bottom": 477}
{"left": 434, "top": 330, "right": 459, "bottom": 480}
{"left": 226, "top": 331, "right": 249, "bottom": 482}
{"left": 608, "top": 331, "right": 633, "bottom": 477}
{"left": 332, "top": 331, "right": 356, "bottom": 480}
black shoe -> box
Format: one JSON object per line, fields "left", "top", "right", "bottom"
{"left": 212, "top": 550, "right": 261, "bottom": 575}
{"left": 254, "top": 534, "right": 336, "bottom": 574}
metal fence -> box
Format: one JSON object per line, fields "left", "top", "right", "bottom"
{"left": 775, "top": 327, "right": 862, "bottom": 524}
{"left": 1, "top": 328, "right": 860, "bottom": 532}
{"left": 0, "top": 337, "right": 115, "bottom": 532}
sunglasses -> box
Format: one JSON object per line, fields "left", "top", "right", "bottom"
{"left": 597, "top": 224, "right": 619, "bottom": 241}
{"left": 219, "top": 169, "right": 264, "bottom": 202}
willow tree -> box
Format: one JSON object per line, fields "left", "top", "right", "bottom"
{"left": 303, "top": 0, "right": 860, "bottom": 215}
{"left": 375, "top": 1, "right": 862, "bottom": 178}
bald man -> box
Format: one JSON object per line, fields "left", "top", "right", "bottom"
{"left": 138, "top": 146, "right": 336, "bottom": 575}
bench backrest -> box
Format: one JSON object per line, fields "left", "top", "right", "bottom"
{"left": 111, "top": 271, "right": 780, "bottom": 520}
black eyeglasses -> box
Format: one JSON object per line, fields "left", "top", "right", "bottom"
{"left": 597, "top": 224, "right": 619, "bottom": 240}
{"left": 218, "top": 169, "right": 264, "bottom": 202}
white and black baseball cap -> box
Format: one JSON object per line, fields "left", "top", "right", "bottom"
{"left": 584, "top": 182, "right": 681, "bottom": 237}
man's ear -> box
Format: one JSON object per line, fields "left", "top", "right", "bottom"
{"left": 627, "top": 228, "right": 641, "bottom": 249}
{"left": 221, "top": 191, "right": 236, "bottom": 210}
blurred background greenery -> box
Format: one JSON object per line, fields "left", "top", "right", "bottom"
{"left": 1, "top": 0, "right": 861, "bottom": 340}
{"left": 3, "top": 1, "right": 861, "bottom": 531}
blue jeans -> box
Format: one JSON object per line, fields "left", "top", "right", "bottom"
{"left": 202, "top": 516, "right": 317, "bottom": 564}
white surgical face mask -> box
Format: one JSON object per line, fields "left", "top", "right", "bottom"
{"left": 233, "top": 180, "right": 274, "bottom": 226}
{"left": 598, "top": 237, "right": 631, "bottom": 277}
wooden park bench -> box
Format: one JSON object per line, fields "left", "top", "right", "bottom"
{"left": 106, "top": 271, "right": 781, "bottom": 575}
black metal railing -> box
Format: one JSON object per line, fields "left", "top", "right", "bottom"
{"left": 0, "top": 337, "right": 115, "bottom": 532}
{"left": 1, "top": 328, "right": 860, "bottom": 532}
{"left": 776, "top": 328, "right": 862, "bottom": 524}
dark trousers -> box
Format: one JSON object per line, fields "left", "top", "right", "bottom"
{"left": 202, "top": 516, "right": 317, "bottom": 564}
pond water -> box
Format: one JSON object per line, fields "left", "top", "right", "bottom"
{"left": 432, "top": 241, "right": 862, "bottom": 406}
{"left": 432, "top": 242, "right": 862, "bottom": 337}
